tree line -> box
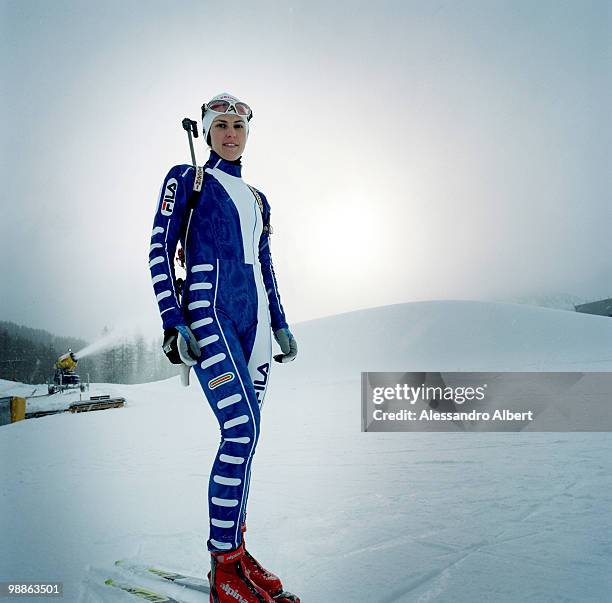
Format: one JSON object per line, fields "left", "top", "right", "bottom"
{"left": 0, "top": 321, "right": 179, "bottom": 385}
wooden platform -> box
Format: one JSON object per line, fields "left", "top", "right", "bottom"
{"left": 68, "top": 397, "right": 126, "bottom": 413}
{"left": 24, "top": 396, "right": 126, "bottom": 419}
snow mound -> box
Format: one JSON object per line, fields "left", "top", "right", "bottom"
{"left": 1, "top": 300, "right": 610, "bottom": 602}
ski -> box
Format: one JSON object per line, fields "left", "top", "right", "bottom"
{"left": 114, "top": 559, "right": 300, "bottom": 601}
{"left": 272, "top": 592, "right": 300, "bottom": 602}
{"left": 115, "top": 559, "right": 210, "bottom": 593}
{"left": 104, "top": 578, "right": 183, "bottom": 602}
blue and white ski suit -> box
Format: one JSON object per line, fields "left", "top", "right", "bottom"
{"left": 148, "top": 149, "right": 288, "bottom": 552}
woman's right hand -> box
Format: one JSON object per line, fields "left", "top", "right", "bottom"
{"left": 162, "top": 324, "right": 201, "bottom": 366}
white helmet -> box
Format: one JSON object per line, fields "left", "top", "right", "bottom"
{"left": 201, "top": 92, "right": 253, "bottom": 145}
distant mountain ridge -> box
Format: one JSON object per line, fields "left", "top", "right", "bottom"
{"left": 0, "top": 320, "right": 89, "bottom": 350}
{"left": 506, "top": 293, "right": 605, "bottom": 311}
{"left": 0, "top": 320, "right": 89, "bottom": 384}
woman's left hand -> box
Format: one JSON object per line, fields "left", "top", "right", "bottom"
{"left": 273, "top": 328, "right": 298, "bottom": 363}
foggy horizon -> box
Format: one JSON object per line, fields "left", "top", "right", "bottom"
{"left": 2, "top": 0, "right": 610, "bottom": 343}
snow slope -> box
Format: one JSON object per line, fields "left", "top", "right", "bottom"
{"left": 0, "top": 380, "right": 125, "bottom": 413}
{"left": 1, "top": 300, "right": 611, "bottom": 602}
{"left": 0, "top": 380, "right": 44, "bottom": 399}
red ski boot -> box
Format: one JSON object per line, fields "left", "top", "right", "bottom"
{"left": 240, "top": 524, "right": 301, "bottom": 603}
{"left": 208, "top": 543, "right": 275, "bottom": 603}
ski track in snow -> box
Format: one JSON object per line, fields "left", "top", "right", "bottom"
{"left": 1, "top": 301, "right": 611, "bottom": 602}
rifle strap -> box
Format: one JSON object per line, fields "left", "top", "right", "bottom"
{"left": 193, "top": 166, "right": 204, "bottom": 192}
{"left": 247, "top": 184, "right": 273, "bottom": 235}
{"left": 186, "top": 166, "right": 204, "bottom": 212}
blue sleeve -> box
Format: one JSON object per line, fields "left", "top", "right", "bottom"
{"left": 257, "top": 192, "right": 289, "bottom": 332}
{"left": 148, "top": 164, "right": 194, "bottom": 330}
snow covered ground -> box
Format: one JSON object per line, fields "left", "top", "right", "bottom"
{"left": 0, "top": 381, "right": 42, "bottom": 399}
{"left": 0, "top": 381, "right": 121, "bottom": 414}
{"left": 1, "top": 300, "right": 611, "bottom": 602}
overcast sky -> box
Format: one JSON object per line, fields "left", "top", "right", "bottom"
{"left": 1, "top": 0, "right": 610, "bottom": 342}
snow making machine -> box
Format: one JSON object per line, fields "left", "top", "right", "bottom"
{"left": 48, "top": 350, "right": 89, "bottom": 394}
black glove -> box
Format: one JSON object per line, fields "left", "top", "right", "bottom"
{"left": 162, "top": 324, "right": 201, "bottom": 366}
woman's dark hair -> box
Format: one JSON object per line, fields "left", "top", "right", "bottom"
{"left": 201, "top": 103, "right": 212, "bottom": 146}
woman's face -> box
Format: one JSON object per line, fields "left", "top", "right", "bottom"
{"left": 210, "top": 114, "right": 247, "bottom": 161}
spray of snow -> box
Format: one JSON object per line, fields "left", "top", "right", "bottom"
{"left": 74, "top": 323, "right": 145, "bottom": 360}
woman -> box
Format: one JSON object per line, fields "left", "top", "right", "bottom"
{"left": 148, "top": 92, "right": 299, "bottom": 603}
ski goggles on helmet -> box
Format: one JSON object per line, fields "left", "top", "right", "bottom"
{"left": 202, "top": 98, "right": 253, "bottom": 121}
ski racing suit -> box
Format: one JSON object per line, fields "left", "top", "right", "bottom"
{"left": 148, "top": 149, "right": 288, "bottom": 553}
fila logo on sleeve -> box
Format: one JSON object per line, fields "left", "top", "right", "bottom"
{"left": 161, "top": 178, "right": 177, "bottom": 216}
